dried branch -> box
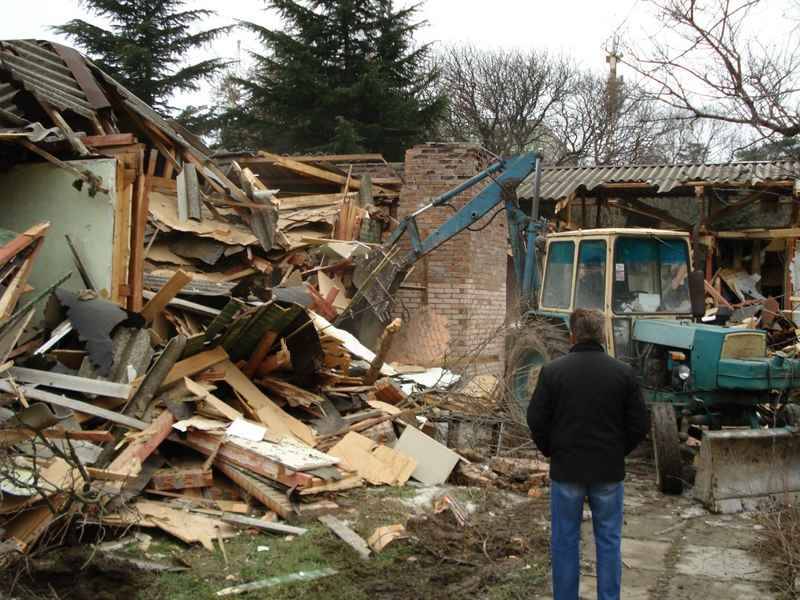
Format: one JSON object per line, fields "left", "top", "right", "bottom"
{"left": 624, "top": 0, "right": 800, "bottom": 140}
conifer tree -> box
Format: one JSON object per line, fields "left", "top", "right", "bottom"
{"left": 226, "top": 0, "right": 445, "bottom": 160}
{"left": 55, "top": 0, "right": 231, "bottom": 114}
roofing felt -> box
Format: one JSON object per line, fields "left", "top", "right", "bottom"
{"left": 518, "top": 160, "right": 800, "bottom": 200}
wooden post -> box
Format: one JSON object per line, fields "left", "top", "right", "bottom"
{"left": 364, "top": 319, "right": 402, "bottom": 385}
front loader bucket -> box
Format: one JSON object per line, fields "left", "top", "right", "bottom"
{"left": 694, "top": 428, "right": 800, "bottom": 513}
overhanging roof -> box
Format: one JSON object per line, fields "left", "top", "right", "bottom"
{"left": 519, "top": 160, "right": 800, "bottom": 201}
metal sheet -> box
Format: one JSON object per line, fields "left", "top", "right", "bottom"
{"left": 519, "top": 160, "right": 800, "bottom": 201}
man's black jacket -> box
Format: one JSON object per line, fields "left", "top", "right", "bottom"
{"left": 527, "top": 342, "right": 649, "bottom": 484}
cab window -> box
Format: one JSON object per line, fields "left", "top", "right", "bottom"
{"left": 613, "top": 237, "right": 690, "bottom": 314}
{"left": 542, "top": 241, "right": 575, "bottom": 309}
{"left": 575, "top": 240, "right": 607, "bottom": 310}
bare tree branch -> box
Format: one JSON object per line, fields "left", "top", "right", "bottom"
{"left": 624, "top": 0, "right": 800, "bottom": 139}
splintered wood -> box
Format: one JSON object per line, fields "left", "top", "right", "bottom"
{"left": 328, "top": 432, "right": 415, "bottom": 486}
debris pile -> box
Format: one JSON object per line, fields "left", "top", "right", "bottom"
{"left": 0, "top": 39, "right": 536, "bottom": 578}
{"left": 705, "top": 268, "right": 800, "bottom": 355}
{"left": 0, "top": 277, "right": 470, "bottom": 563}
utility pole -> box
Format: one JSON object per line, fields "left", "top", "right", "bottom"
{"left": 604, "top": 40, "right": 623, "bottom": 164}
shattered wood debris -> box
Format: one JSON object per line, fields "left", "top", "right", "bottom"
{"left": 0, "top": 265, "right": 465, "bottom": 565}
{"left": 0, "top": 38, "right": 518, "bottom": 581}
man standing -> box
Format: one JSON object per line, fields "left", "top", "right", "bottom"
{"left": 527, "top": 309, "right": 649, "bottom": 600}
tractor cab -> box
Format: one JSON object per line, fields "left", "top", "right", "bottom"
{"left": 535, "top": 228, "right": 694, "bottom": 358}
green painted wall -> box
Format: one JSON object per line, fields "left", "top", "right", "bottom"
{"left": 0, "top": 158, "right": 118, "bottom": 319}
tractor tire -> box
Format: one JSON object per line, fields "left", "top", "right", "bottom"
{"left": 651, "top": 403, "right": 684, "bottom": 495}
{"left": 505, "top": 320, "right": 570, "bottom": 424}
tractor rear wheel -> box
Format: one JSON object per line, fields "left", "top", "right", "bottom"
{"left": 651, "top": 403, "right": 684, "bottom": 495}
{"left": 505, "top": 320, "right": 570, "bottom": 423}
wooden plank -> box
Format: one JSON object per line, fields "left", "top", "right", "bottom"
{"left": 141, "top": 269, "right": 192, "bottom": 322}
{"left": 111, "top": 158, "right": 133, "bottom": 303}
{"left": 133, "top": 499, "right": 237, "bottom": 551}
{"left": 221, "top": 360, "right": 316, "bottom": 446}
{"left": 278, "top": 192, "right": 355, "bottom": 211}
{"left": 184, "top": 377, "right": 243, "bottom": 421}
{"left": 257, "top": 152, "right": 394, "bottom": 195}
{"left": 128, "top": 172, "right": 150, "bottom": 311}
{"left": 712, "top": 228, "right": 800, "bottom": 239}
{"left": 318, "top": 514, "right": 371, "bottom": 559}
{"left": 182, "top": 431, "right": 315, "bottom": 489}
{"left": 241, "top": 153, "right": 385, "bottom": 164}
{"left": 18, "top": 139, "right": 110, "bottom": 193}
{"left": 213, "top": 460, "right": 293, "bottom": 518}
{"left": 0, "top": 222, "right": 49, "bottom": 265}
{"left": 0, "top": 428, "right": 113, "bottom": 446}
{"left": 84, "top": 133, "right": 137, "bottom": 148}
{"left": 141, "top": 290, "right": 222, "bottom": 317}
{"left": 45, "top": 105, "right": 89, "bottom": 156}
{"left": 151, "top": 466, "right": 213, "bottom": 490}
{"left": 107, "top": 410, "right": 175, "bottom": 478}
{"left": 184, "top": 163, "right": 202, "bottom": 220}
{"left": 0, "top": 236, "right": 45, "bottom": 319}
{"left": 189, "top": 508, "right": 307, "bottom": 535}
{"left": 0, "top": 380, "right": 147, "bottom": 429}
{"left": 160, "top": 346, "right": 229, "bottom": 389}
{"left": 9, "top": 366, "right": 132, "bottom": 398}
{"left": 86, "top": 467, "right": 131, "bottom": 481}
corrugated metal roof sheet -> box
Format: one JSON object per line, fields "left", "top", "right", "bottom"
{"left": 518, "top": 160, "right": 800, "bottom": 200}
{"left": 0, "top": 40, "right": 95, "bottom": 119}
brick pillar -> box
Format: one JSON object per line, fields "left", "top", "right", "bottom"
{"left": 391, "top": 143, "right": 508, "bottom": 377}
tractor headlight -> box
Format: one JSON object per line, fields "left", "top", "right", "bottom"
{"left": 677, "top": 365, "right": 691, "bottom": 381}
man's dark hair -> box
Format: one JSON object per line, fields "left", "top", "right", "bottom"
{"left": 569, "top": 308, "right": 605, "bottom": 345}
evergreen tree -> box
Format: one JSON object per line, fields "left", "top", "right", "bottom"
{"left": 737, "top": 137, "right": 800, "bottom": 161}
{"left": 54, "top": 1, "right": 232, "bottom": 114}
{"left": 227, "top": 0, "right": 445, "bottom": 160}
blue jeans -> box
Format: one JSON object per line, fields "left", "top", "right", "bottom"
{"left": 550, "top": 480, "right": 624, "bottom": 600}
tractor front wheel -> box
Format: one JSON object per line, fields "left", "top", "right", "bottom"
{"left": 505, "top": 321, "right": 570, "bottom": 423}
{"left": 651, "top": 403, "right": 684, "bottom": 495}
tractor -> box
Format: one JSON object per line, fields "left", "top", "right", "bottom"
{"left": 345, "top": 152, "right": 800, "bottom": 512}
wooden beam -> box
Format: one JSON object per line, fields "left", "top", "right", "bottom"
{"left": 712, "top": 228, "right": 800, "bottom": 239}
{"left": 318, "top": 514, "right": 371, "bottom": 559}
{"left": 107, "top": 410, "right": 175, "bottom": 479}
{"left": 17, "top": 140, "right": 109, "bottom": 194}
{"left": 212, "top": 460, "right": 294, "bottom": 518}
{"left": 278, "top": 192, "right": 355, "bottom": 211}
{"left": 160, "top": 346, "right": 229, "bottom": 389}
{"left": 705, "top": 192, "right": 763, "bottom": 226}
{"left": 610, "top": 198, "right": 691, "bottom": 230}
{"left": 257, "top": 152, "right": 394, "bottom": 195}
{"left": 44, "top": 104, "right": 90, "bottom": 156}
{"left": 128, "top": 173, "right": 150, "bottom": 311}
{"left": 182, "top": 430, "right": 316, "bottom": 489}
{"left": 140, "top": 270, "right": 192, "bottom": 322}
{"left": 141, "top": 290, "right": 221, "bottom": 317}
{"left": 9, "top": 366, "right": 132, "bottom": 398}
{"left": 241, "top": 153, "right": 385, "bottom": 163}
{"left": 84, "top": 133, "right": 137, "bottom": 148}
{"left": 0, "top": 380, "right": 148, "bottom": 429}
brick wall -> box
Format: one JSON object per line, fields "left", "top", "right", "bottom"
{"left": 392, "top": 143, "right": 508, "bottom": 377}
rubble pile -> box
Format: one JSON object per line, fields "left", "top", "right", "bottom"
{"left": 0, "top": 259, "right": 471, "bottom": 562}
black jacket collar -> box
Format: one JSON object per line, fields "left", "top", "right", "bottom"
{"left": 570, "top": 341, "right": 605, "bottom": 353}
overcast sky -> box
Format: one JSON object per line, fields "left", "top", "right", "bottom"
{"left": 0, "top": 0, "right": 793, "bottom": 111}
{"left": 0, "top": 0, "right": 656, "bottom": 106}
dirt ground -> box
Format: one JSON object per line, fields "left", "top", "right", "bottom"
{"left": 1, "top": 457, "right": 782, "bottom": 600}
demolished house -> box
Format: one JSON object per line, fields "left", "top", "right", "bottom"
{"left": 0, "top": 40, "right": 542, "bottom": 567}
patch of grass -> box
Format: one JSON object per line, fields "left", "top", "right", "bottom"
{"left": 485, "top": 562, "right": 549, "bottom": 600}
{"left": 137, "top": 486, "right": 552, "bottom": 600}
